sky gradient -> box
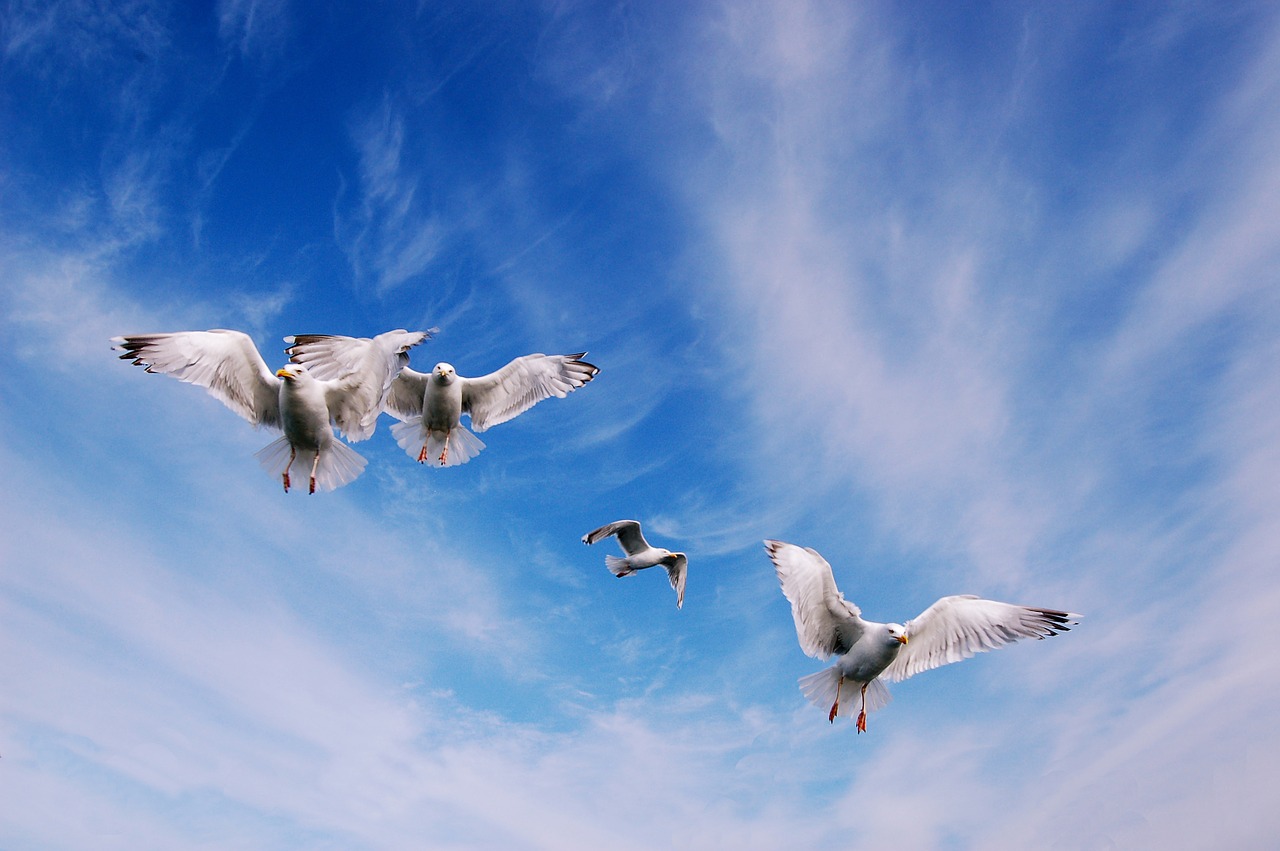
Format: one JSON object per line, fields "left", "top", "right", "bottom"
{"left": 3, "top": 1, "right": 1279, "bottom": 848}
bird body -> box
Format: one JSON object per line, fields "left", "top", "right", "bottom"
{"left": 404, "top": 363, "right": 485, "bottom": 466}
{"left": 583, "top": 520, "right": 688, "bottom": 608}
{"left": 113, "top": 328, "right": 427, "bottom": 492}
{"left": 766, "top": 539, "right": 1078, "bottom": 732}
{"left": 831, "top": 621, "right": 906, "bottom": 683}
{"left": 252, "top": 363, "right": 367, "bottom": 493}
{"left": 277, "top": 365, "right": 334, "bottom": 450}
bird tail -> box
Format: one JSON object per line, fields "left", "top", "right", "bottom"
{"left": 605, "top": 554, "right": 635, "bottom": 577}
{"left": 313, "top": 440, "right": 367, "bottom": 491}
{"left": 798, "top": 666, "right": 892, "bottom": 720}
{"left": 254, "top": 436, "right": 294, "bottom": 487}
{"left": 253, "top": 436, "right": 367, "bottom": 493}
{"left": 390, "top": 418, "right": 486, "bottom": 467}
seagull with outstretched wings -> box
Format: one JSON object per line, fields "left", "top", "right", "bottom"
{"left": 766, "top": 539, "right": 1078, "bottom": 733}
{"left": 584, "top": 520, "right": 688, "bottom": 609}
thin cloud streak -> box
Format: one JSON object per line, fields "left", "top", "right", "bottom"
{"left": 335, "top": 96, "right": 447, "bottom": 294}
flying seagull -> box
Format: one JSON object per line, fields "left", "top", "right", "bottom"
{"left": 765, "top": 540, "right": 1078, "bottom": 733}
{"left": 583, "top": 520, "right": 688, "bottom": 608}
{"left": 318, "top": 349, "right": 599, "bottom": 467}
{"left": 112, "top": 328, "right": 428, "bottom": 493}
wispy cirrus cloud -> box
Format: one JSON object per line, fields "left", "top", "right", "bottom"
{"left": 650, "top": 1, "right": 1280, "bottom": 846}
{"left": 334, "top": 96, "right": 447, "bottom": 295}
{"left": 217, "top": 0, "right": 291, "bottom": 60}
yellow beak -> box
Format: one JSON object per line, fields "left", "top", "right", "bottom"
{"left": 276, "top": 368, "right": 289, "bottom": 378}
{"left": 897, "top": 634, "right": 908, "bottom": 645}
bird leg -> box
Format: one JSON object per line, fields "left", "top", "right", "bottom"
{"left": 282, "top": 446, "right": 296, "bottom": 492}
{"left": 438, "top": 440, "right": 449, "bottom": 465}
{"left": 309, "top": 450, "right": 321, "bottom": 495}
{"left": 416, "top": 443, "right": 429, "bottom": 464}
{"left": 856, "top": 683, "right": 869, "bottom": 734}
{"left": 829, "top": 675, "right": 844, "bottom": 723}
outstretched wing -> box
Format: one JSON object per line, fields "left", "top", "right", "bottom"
{"left": 112, "top": 330, "right": 281, "bottom": 429}
{"left": 666, "top": 552, "right": 688, "bottom": 609}
{"left": 582, "top": 519, "right": 649, "bottom": 554}
{"left": 285, "top": 329, "right": 431, "bottom": 440}
{"left": 765, "top": 540, "right": 865, "bottom": 660}
{"left": 884, "top": 596, "right": 1079, "bottom": 682}
{"left": 383, "top": 368, "right": 431, "bottom": 421}
{"left": 461, "top": 352, "right": 599, "bottom": 432}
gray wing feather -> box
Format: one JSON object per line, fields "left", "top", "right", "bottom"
{"left": 667, "top": 552, "right": 688, "bottom": 609}
{"left": 112, "top": 330, "right": 281, "bottom": 429}
{"left": 883, "top": 595, "right": 1079, "bottom": 682}
{"left": 384, "top": 368, "right": 430, "bottom": 420}
{"left": 285, "top": 329, "right": 429, "bottom": 381}
{"left": 285, "top": 330, "right": 430, "bottom": 440}
{"left": 582, "top": 520, "right": 649, "bottom": 553}
{"left": 462, "top": 352, "right": 599, "bottom": 432}
{"left": 765, "top": 540, "right": 865, "bottom": 660}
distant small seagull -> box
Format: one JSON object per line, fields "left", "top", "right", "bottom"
{"left": 583, "top": 520, "right": 688, "bottom": 609}
{"left": 112, "top": 328, "right": 428, "bottom": 493}
{"left": 357, "top": 351, "right": 599, "bottom": 467}
{"left": 765, "top": 540, "right": 1078, "bottom": 733}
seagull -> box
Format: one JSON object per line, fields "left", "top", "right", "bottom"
{"left": 583, "top": 520, "right": 687, "bottom": 608}
{"left": 339, "top": 350, "right": 599, "bottom": 467}
{"left": 112, "top": 328, "right": 428, "bottom": 493}
{"left": 765, "top": 540, "right": 1078, "bottom": 733}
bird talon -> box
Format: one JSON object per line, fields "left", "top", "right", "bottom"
{"left": 282, "top": 472, "right": 291, "bottom": 492}
{"left": 416, "top": 445, "right": 428, "bottom": 464}
{"left": 309, "top": 476, "right": 316, "bottom": 495}
{"left": 856, "top": 711, "right": 867, "bottom": 733}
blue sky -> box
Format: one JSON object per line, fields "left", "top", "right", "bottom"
{"left": 2, "top": 1, "right": 1278, "bottom": 847}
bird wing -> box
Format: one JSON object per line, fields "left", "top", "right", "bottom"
{"left": 883, "top": 595, "right": 1079, "bottom": 682}
{"left": 460, "top": 352, "right": 599, "bottom": 432}
{"left": 285, "top": 330, "right": 430, "bottom": 441}
{"left": 383, "top": 368, "right": 430, "bottom": 421}
{"left": 112, "top": 330, "right": 281, "bottom": 428}
{"left": 666, "top": 553, "right": 688, "bottom": 609}
{"left": 765, "top": 540, "right": 865, "bottom": 660}
{"left": 582, "top": 519, "right": 649, "bottom": 554}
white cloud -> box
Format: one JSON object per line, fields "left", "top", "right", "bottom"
{"left": 217, "top": 0, "right": 290, "bottom": 60}
{"left": 659, "top": 1, "right": 1280, "bottom": 846}
{"left": 6, "top": 2, "right": 1280, "bottom": 848}
{"left": 334, "top": 97, "right": 447, "bottom": 294}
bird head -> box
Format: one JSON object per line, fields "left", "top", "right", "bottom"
{"left": 275, "top": 364, "right": 308, "bottom": 382}
{"left": 433, "top": 363, "right": 456, "bottom": 384}
{"left": 887, "top": 624, "right": 908, "bottom": 645}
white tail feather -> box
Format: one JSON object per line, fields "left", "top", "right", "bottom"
{"left": 391, "top": 419, "right": 486, "bottom": 467}
{"left": 313, "top": 439, "right": 367, "bottom": 491}
{"left": 254, "top": 435, "right": 294, "bottom": 486}
{"left": 254, "top": 436, "right": 367, "bottom": 492}
{"left": 798, "top": 667, "right": 893, "bottom": 720}
{"left": 605, "top": 554, "right": 634, "bottom": 577}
